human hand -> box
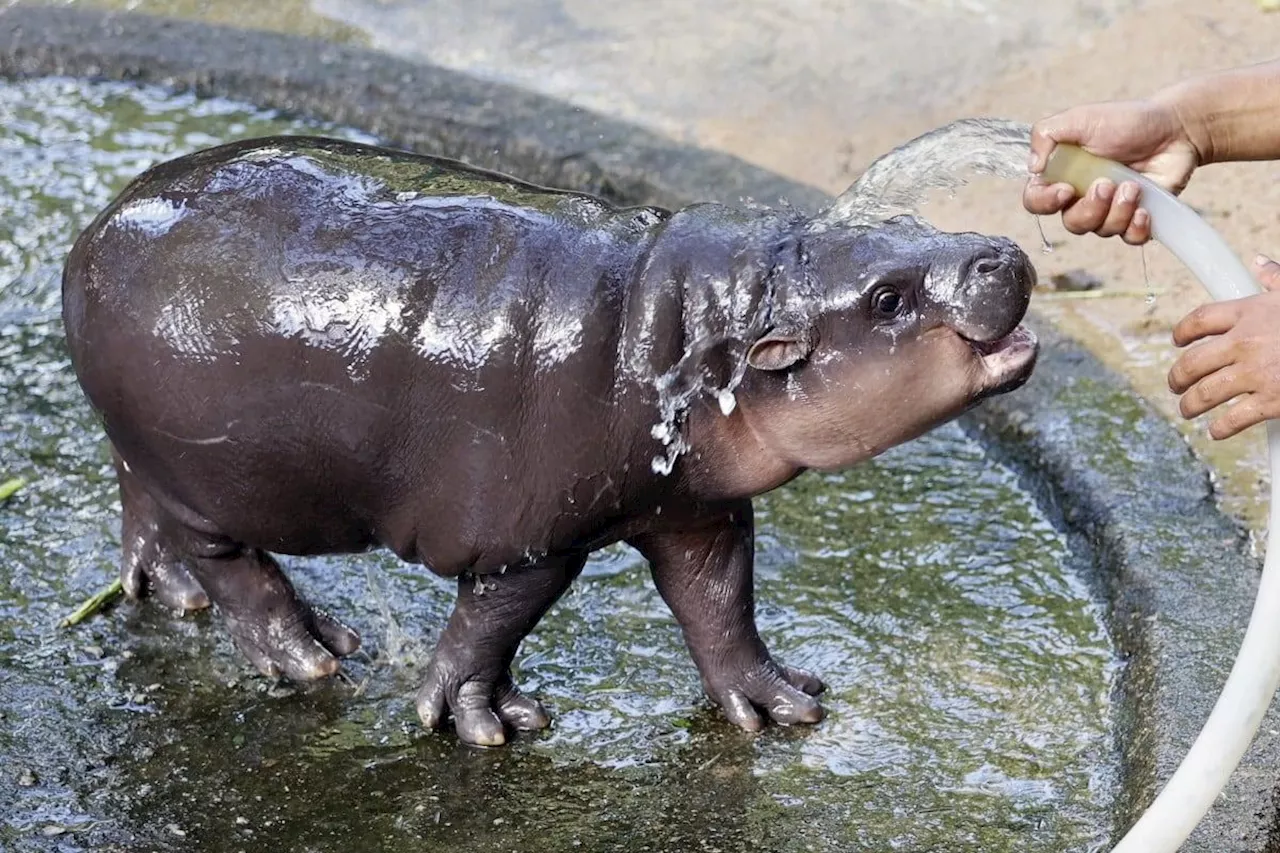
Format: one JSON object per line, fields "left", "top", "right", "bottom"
{"left": 1169, "top": 256, "right": 1280, "bottom": 439}
{"left": 1023, "top": 98, "right": 1203, "bottom": 245}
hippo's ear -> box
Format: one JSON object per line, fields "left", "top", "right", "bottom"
{"left": 747, "top": 327, "right": 816, "bottom": 371}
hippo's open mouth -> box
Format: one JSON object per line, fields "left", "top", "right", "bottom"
{"left": 972, "top": 325, "right": 1039, "bottom": 396}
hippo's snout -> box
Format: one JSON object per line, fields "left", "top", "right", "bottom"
{"left": 931, "top": 238, "right": 1035, "bottom": 345}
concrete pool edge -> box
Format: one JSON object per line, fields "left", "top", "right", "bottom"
{"left": 0, "top": 4, "right": 825, "bottom": 214}
{"left": 0, "top": 4, "right": 1274, "bottom": 850}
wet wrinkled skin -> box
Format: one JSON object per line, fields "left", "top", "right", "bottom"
{"left": 61, "top": 135, "right": 1038, "bottom": 746}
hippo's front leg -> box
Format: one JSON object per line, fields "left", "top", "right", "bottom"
{"left": 416, "top": 554, "right": 586, "bottom": 747}
{"left": 630, "top": 502, "right": 825, "bottom": 731}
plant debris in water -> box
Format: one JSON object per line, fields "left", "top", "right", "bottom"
{"left": 59, "top": 578, "right": 124, "bottom": 628}
{"left": 0, "top": 477, "right": 24, "bottom": 502}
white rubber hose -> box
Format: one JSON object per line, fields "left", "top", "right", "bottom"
{"left": 1043, "top": 143, "right": 1280, "bottom": 853}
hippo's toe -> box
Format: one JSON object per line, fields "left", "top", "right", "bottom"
{"left": 780, "top": 664, "right": 827, "bottom": 697}
{"left": 494, "top": 682, "right": 553, "bottom": 731}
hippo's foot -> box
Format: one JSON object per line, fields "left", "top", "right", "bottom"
{"left": 113, "top": 446, "right": 210, "bottom": 613}
{"left": 186, "top": 548, "right": 360, "bottom": 681}
{"left": 700, "top": 656, "right": 826, "bottom": 732}
{"left": 417, "top": 555, "right": 585, "bottom": 747}
{"left": 630, "top": 502, "right": 829, "bottom": 733}
{"left": 416, "top": 663, "right": 552, "bottom": 747}
{"left": 121, "top": 547, "right": 209, "bottom": 614}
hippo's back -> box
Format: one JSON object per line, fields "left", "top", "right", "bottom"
{"left": 61, "top": 137, "right": 669, "bottom": 562}
{"left": 64, "top": 136, "right": 666, "bottom": 369}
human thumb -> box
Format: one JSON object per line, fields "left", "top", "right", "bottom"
{"left": 1027, "top": 110, "right": 1088, "bottom": 174}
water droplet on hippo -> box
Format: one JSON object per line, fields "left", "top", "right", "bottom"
{"left": 717, "top": 389, "right": 737, "bottom": 416}
{"left": 651, "top": 455, "right": 676, "bottom": 476}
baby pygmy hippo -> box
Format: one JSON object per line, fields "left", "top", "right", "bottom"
{"left": 62, "top": 136, "right": 1037, "bottom": 746}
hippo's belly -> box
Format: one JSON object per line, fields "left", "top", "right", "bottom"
{"left": 83, "top": 295, "right": 642, "bottom": 571}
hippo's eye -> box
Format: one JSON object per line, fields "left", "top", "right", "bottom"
{"left": 870, "top": 285, "right": 905, "bottom": 320}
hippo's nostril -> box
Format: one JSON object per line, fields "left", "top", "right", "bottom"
{"left": 972, "top": 257, "right": 1004, "bottom": 276}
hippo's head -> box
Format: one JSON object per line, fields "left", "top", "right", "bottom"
{"left": 736, "top": 214, "right": 1037, "bottom": 472}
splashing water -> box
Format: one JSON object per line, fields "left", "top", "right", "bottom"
{"left": 649, "top": 341, "right": 755, "bottom": 476}
{"left": 818, "top": 118, "right": 1034, "bottom": 228}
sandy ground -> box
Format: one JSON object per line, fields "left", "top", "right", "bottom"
{"left": 48, "top": 0, "right": 1280, "bottom": 529}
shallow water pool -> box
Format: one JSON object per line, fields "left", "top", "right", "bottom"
{"left": 0, "top": 77, "right": 1117, "bottom": 852}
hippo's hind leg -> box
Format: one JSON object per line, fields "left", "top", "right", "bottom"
{"left": 417, "top": 554, "right": 585, "bottom": 747}
{"left": 184, "top": 547, "right": 361, "bottom": 681}
{"left": 113, "top": 445, "right": 209, "bottom": 613}
{"left": 111, "top": 446, "right": 359, "bottom": 680}
{"left": 629, "top": 501, "right": 826, "bottom": 732}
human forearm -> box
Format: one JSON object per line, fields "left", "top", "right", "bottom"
{"left": 1155, "top": 59, "right": 1280, "bottom": 165}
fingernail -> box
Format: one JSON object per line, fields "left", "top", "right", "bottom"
{"left": 1055, "top": 186, "right": 1074, "bottom": 204}
{"left": 1134, "top": 209, "right": 1150, "bottom": 228}
{"left": 1093, "top": 180, "right": 1115, "bottom": 203}
{"left": 1120, "top": 183, "right": 1139, "bottom": 203}
{"left": 1027, "top": 152, "right": 1041, "bottom": 172}
{"left": 1256, "top": 254, "right": 1274, "bottom": 268}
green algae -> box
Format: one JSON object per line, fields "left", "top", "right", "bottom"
{"left": 46, "top": 0, "right": 365, "bottom": 44}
